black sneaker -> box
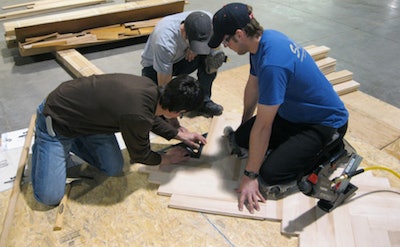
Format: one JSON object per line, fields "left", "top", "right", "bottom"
{"left": 198, "top": 101, "right": 223, "bottom": 117}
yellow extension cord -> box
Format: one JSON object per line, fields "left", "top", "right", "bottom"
{"left": 363, "top": 166, "right": 400, "bottom": 180}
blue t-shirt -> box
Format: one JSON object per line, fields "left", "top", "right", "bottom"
{"left": 250, "top": 30, "right": 348, "bottom": 128}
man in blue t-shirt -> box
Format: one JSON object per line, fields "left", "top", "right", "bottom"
{"left": 209, "top": 3, "right": 349, "bottom": 214}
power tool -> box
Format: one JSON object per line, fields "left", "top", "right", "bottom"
{"left": 297, "top": 141, "right": 363, "bottom": 212}
{"left": 158, "top": 133, "right": 207, "bottom": 159}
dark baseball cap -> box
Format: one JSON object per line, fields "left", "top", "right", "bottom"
{"left": 208, "top": 3, "right": 251, "bottom": 48}
{"left": 184, "top": 11, "right": 212, "bottom": 55}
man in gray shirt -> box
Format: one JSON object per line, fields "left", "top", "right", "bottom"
{"left": 141, "top": 11, "right": 223, "bottom": 117}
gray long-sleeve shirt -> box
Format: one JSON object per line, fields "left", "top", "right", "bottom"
{"left": 43, "top": 73, "right": 178, "bottom": 165}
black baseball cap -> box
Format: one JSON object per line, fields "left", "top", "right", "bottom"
{"left": 208, "top": 3, "right": 251, "bottom": 48}
{"left": 184, "top": 11, "right": 212, "bottom": 55}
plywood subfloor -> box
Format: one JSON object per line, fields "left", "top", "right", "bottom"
{"left": 1, "top": 63, "right": 400, "bottom": 246}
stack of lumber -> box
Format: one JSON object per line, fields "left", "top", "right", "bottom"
{"left": 2, "top": 0, "right": 185, "bottom": 50}
{"left": 0, "top": 0, "right": 107, "bottom": 20}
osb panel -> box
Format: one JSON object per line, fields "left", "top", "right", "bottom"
{"left": 3, "top": 156, "right": 298, "bottom": 247}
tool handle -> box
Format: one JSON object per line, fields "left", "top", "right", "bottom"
{"left": 53, "top": 183, "right": 72, "bottom": 231}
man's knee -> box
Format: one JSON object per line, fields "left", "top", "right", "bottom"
{"left": 33, "top": 188, "right": 64, "bottom": 206}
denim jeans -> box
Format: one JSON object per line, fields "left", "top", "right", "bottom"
{"left": 31, "top": 101, "right": 124, "bottom": 205}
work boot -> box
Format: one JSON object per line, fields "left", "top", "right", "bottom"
{"left": 223, "top": 126, "right": 248, "bottom": 159}
{"left": 258, "top": 177, "right": 299, "bottom": 200}
{"left": 197, "top": 100, "right": 223, "bottom": 117}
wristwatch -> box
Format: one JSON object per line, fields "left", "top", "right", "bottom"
{"left": 244, "top": 170, "right": 259, "bottom": 179}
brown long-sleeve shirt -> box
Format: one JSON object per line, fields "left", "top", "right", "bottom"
{"left": 43, "top": 73, "right": 178, "bottom": 165}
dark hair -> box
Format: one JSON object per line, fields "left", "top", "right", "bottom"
{"left": 243, "top": 5, "right": 263, "bottom": 38}
{"left": 159, "top": 75, "right": 204, "bottom": 112}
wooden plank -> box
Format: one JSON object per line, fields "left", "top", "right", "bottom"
{"left": 0, "top": 115, "right": 36, "bottom": 246}
{"left": 169, "top": 194, "right": 281, "bottom": 221}
{"left": 55, "top": 49, "right": 103, "bottom": 77}
{"left": 2, "top": 0, "right": 65, "bottom": 10}
{"left": 316, "top": 57, "right": 336, "bottom": 74}
{"left": 334, "top": 80, "right": 360, "bottom": 95}
{"left": 0, "top": 0, "right": 107, "bottom": 20}
{"left": 305, "top": 45, "right": 330, "bottom": 61}
{"left": 4, "top": 0, "right": 185, "bottom": 43}
{"left": 331, "top": 204, "right": 356, "bottom": 247}
{"left": 326, "top": 70, "right": 353, "bottom": 85}
{"left": 281, "top": 193, "right": 318, "bottom": 236}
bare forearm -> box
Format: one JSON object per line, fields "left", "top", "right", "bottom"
{"left": 242, "top": 75, "right": 258, "bottom": 123}
{"left": 245, "top": 124, "right": 271, "bottom": 173}
{"left": 157, "top": 73, "right": 172, "bottom": 86}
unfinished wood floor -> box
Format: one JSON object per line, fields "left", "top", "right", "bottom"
{"left": 1, "top": 50, "right": 400, "bottom": 246}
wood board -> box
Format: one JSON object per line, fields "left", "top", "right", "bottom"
{"left": 0, "top": 0, "right": 107, "bottom": 20}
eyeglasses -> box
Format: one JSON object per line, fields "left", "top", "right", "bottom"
{"left": 222, "top": 35, "right": 233, "bottom": 46}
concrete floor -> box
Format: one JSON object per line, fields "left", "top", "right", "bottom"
{"left": 0, "top": 0, "right": 399, "bottom": 134}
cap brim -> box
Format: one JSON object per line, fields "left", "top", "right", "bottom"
{"left": 190, "top": 40, "right": 211, "bottom": 55}
{"left": 208, "top": 32, "right": 224, "bottom": 48}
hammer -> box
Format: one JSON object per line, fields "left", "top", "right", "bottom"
{"left": 53, "top": 177, "right": 81, "bottom": 231}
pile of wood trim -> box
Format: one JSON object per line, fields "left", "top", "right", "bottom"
{"left": 3, "top": 0, "right": 185, "bottom": 49}
{"left": 19, "top": 17, "right": 162, "bottom": 56}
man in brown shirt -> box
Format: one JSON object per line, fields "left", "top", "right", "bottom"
{"left": 32, "top": 73, "right": 206, "bottom": 206}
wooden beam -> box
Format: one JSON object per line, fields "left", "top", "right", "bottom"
{"left": 305, "top": 45, "right": 330, "bottom": 61}
{"left": 0, "top": 0, "right": 106, "bottom": 20}
{"left": 316, "top": 57, "right": 336, "bottom": 74}
{"left": 0, "top": 115, "right": 36, "bottom": 247}
{"left": 326, "top": 70, "right": 353, "bottom": 85}
{"left": 55, "top": 49, "right": 104, "bottom": 78}
{"left": 334, "top": 80, "right": 360, "bottom": 95}
{"left": 2, "top": 0, "right": 66, "bottom": 10}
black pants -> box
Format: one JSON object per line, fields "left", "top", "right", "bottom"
{"left": 142, "top": 55, "right": 216, "bottom": 102}
{"left": 234, "top": 115, "right": 348, "bottom": 185}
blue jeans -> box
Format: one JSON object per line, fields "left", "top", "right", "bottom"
{"left": 31, "top": 101, "right": 124, "bottom": 206}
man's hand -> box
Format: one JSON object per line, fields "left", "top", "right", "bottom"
{"left": 185, "top": 49, "right": 197, "bottom": 62}
{"left": 236, "top": 176, "right": 266, "bottom": 213}
{"left": 176, "top": 128, "right": 207, "bottom": 149}
{"left": 160, "top": 146, "right": 191, "bottom": 166}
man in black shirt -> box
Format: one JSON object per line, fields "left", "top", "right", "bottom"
{"left": 32, "top": 73, "right": 207, "bottom": 206}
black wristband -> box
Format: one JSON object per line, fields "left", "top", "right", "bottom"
{"left": 244, "top": 170, "right": 259, "bottom": 179}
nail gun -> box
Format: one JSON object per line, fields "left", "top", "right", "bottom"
{"left": 297, "top": 141, "right": 363, "bottom": 212}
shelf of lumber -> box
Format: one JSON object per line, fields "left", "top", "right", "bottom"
{"left": 3, "top": 0, "right": 185, "bottom": 47}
